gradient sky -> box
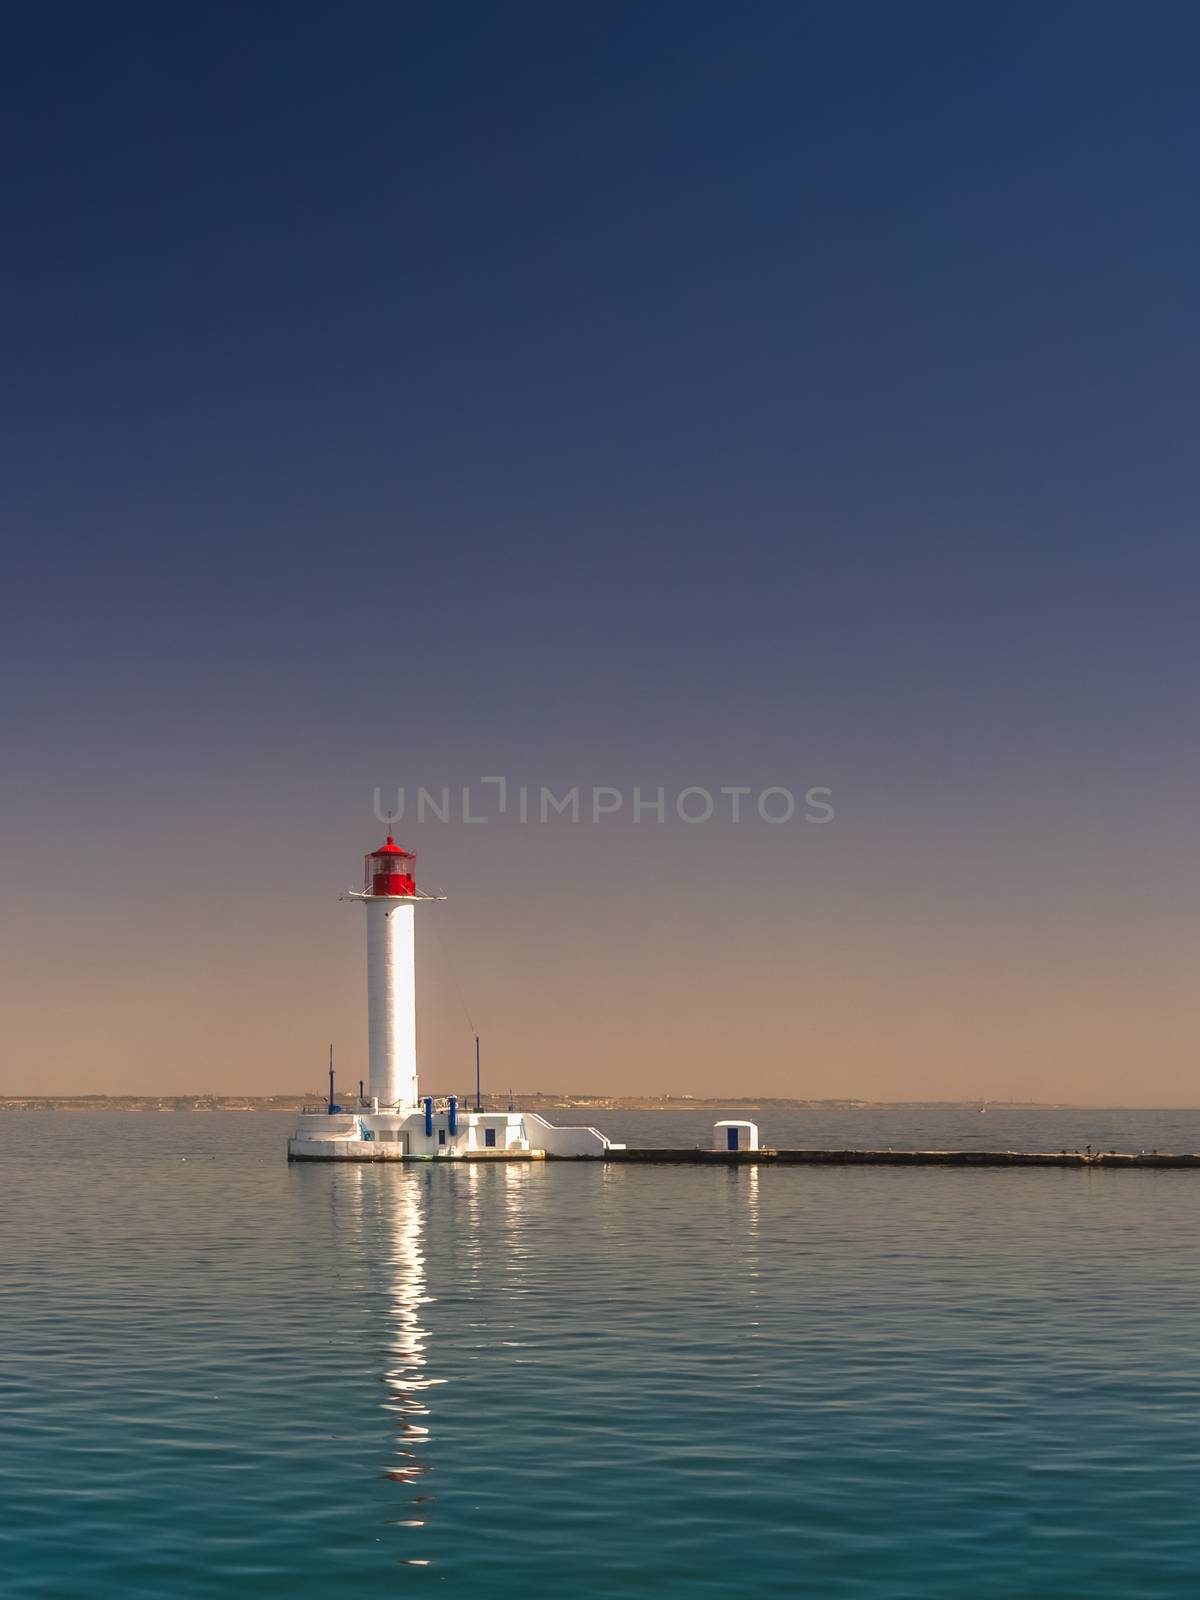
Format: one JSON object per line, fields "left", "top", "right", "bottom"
{"left": 3, "top": 2, "right": 1199, "bottom": 1103}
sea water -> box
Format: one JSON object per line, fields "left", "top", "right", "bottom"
{"left": 3, "top": 1109, "right": 1200, "bottom": 1597}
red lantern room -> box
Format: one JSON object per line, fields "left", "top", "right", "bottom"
{"left": 364, "top": 836, "right": 416, "bottom": 897}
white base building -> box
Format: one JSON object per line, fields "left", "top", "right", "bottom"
{"left": 288, "top": 1103, "right": 611, "bottom": 1162}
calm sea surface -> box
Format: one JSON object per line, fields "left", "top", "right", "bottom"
{"left": 4, "top": 1108, "right": 1200, "bottom": 1598}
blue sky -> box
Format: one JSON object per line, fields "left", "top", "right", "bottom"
{"left": 3, "top": 3, "right": 1199, "bottom": 1100}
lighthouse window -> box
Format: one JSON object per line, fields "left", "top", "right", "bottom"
{"left": 484, "top": 1128, "right": 497, "bottom": 1148}
{"left": 438, "top": 1128, "right": 446, "bottom": 1146}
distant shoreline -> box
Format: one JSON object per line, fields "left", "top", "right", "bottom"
{"left": 1, "top": 1095, "right": 1189, "bottom": 1114}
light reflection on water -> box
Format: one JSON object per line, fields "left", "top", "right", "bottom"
{"left": 372, "top": 1172, "right": 438, "bottom": 1496}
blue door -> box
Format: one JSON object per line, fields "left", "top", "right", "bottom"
{"left": 726, "top": 1127, "right": 739, "bottom": 1151}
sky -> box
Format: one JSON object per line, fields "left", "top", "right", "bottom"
{"left": 2, "top": 2, "right": 1199, "bottom": 1103}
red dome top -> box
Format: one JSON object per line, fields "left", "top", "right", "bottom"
{"left": 370, "top": 834, "right": 415, "bottom": 860}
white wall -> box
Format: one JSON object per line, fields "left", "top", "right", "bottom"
{"left": 523, "top": 1111, "right": 609, "bottom": 1157}
{"left": 292, "top": 1112, "right": 359, "bottom": 1140}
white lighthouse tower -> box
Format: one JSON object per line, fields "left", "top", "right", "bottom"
{"left": 353, "top": 835, "right": 421, "bottom": 1110}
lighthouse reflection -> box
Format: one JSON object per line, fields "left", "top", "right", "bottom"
{"left": 331, "top": 1164, "right": 444, "bottom": 1550}
{"left": 319, "top": 1163, "right": 541, "bottom": 1568}
{"left": 375, "top": 1171, "right": 442, "bottom": 1495}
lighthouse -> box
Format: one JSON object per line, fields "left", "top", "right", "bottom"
{"left": 286, "top": 835, "right": 613, "bottom": 1160}
{"left": 355, "top": 835, "right": 421, "bottom": 1110}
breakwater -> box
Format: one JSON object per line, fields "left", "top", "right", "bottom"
{"left": 602, "top": 1147, "right": 1200, "bottom": 1169}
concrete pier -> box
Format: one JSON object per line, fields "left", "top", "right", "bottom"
{"left": 288, "top": 1143, "right": 1200, "bottom": 1167}
{"left": 602, "top": 1147, "right": 1200, "bottom": 1169}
